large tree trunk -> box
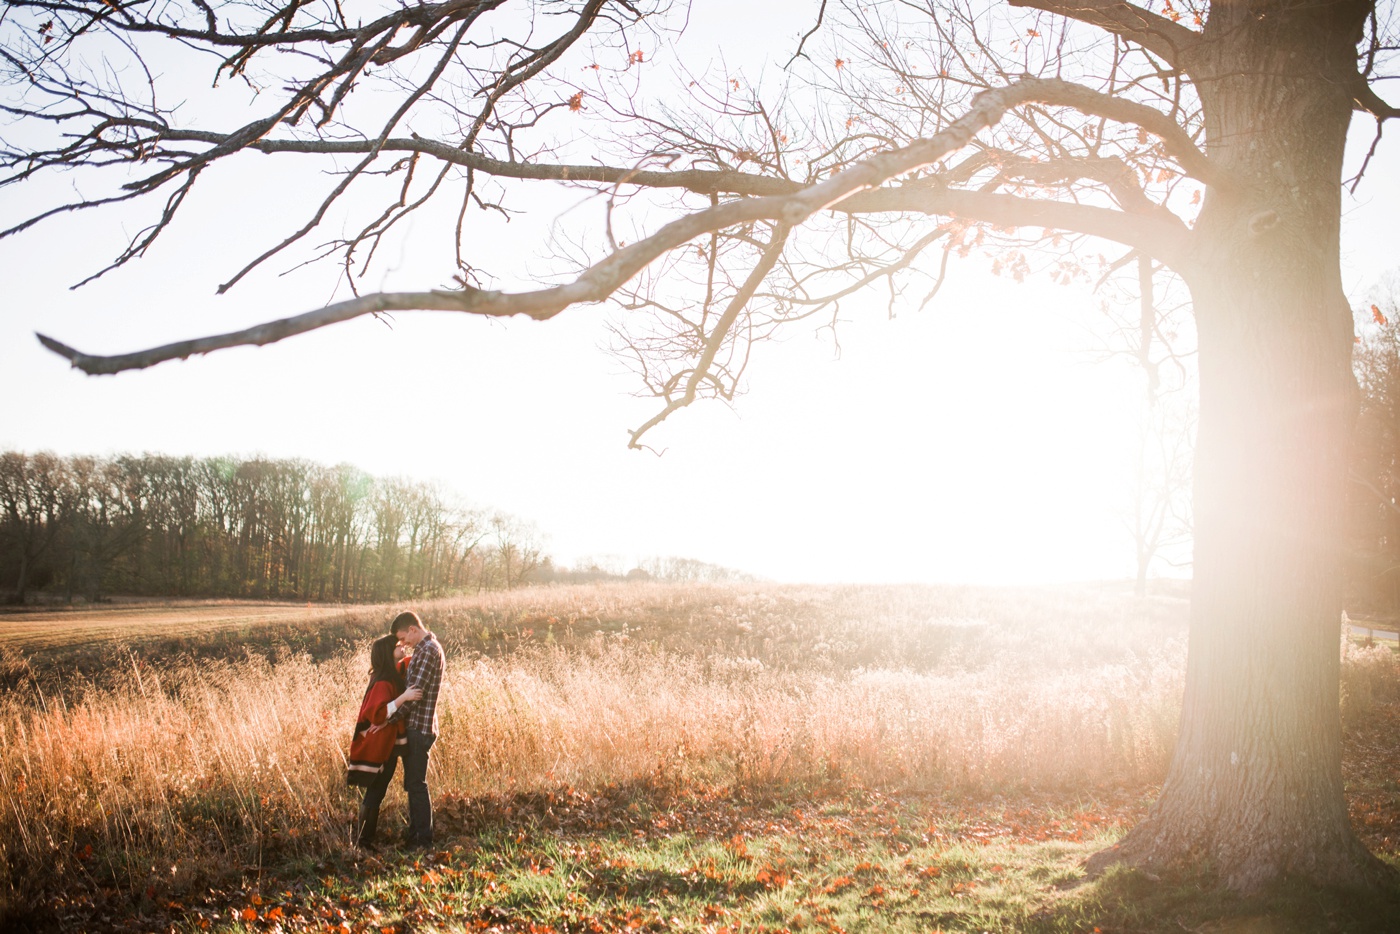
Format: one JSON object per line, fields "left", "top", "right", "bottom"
{"left": 1089, "top": 2, "right": 1394, "bottom": 892}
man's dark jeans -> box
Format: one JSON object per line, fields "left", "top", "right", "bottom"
{"left": 403, "top": 730, "right": 436, "bottom": 846}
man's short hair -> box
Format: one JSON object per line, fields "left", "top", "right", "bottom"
{"left": 391, "top": 610, "right": 424, "bottom": 635}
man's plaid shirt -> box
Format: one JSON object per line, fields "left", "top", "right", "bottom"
{"left": 392, "top": 633, "right": 444, "bottom": 737}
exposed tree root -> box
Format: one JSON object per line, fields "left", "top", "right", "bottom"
{"left": 1087, "top": 812, "right": 1397, "bottom": 894}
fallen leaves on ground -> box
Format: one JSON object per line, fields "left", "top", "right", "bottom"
{"left": 20, "top": 698, "right": 1400, "bottom": 933}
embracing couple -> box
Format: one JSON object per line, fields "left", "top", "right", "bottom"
{"left": 346, "top": 610, "right": 445, "bottom": 850}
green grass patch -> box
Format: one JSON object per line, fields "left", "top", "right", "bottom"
{"left": 22, "top": 782, "right": 1386, "bottom": 934}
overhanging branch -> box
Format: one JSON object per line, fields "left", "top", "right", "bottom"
{"left": 37, "top": 77, "right": 1199, "bottom": 375}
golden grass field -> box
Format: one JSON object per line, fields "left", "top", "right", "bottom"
{"left": 0, "top": 581, "right": 1394, "bottom": 932}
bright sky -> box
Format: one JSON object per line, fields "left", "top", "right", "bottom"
{"left": 2, "top": 2, "right": 1397, "bottom": 585}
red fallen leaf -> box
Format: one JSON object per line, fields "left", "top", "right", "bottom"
{"left": 266, "top": 907, "right": 284, "bottom": 921}
{"left": 1373, "top": 304, "right": 1388, "bottom": 326}
{"left": 239, "top": 907, "right": 257, "bottom": 922}
{"left": 756, "top": 866, "right": 789, "bottom": 888}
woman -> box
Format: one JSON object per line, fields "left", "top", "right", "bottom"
{"left": 347, "top": 634, "right": 420, "bottom": 847}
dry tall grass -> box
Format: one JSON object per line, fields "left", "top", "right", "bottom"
{"left": 2, "top": 580, "right": 1386, "bottom": 917}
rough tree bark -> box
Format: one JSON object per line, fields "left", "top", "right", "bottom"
{"left": 1087, "top": 0, "right": 1391, "bottom": 890}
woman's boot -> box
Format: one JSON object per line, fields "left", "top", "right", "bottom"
{"left": 355, "top": 801, "right": 378, "bottom": 849}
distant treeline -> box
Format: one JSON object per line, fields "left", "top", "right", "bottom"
{"left": 534, "top": 554, "right": 759, "bottom": 585}
{"left": 0, "top": 451, "right": 543, "bottom": 604}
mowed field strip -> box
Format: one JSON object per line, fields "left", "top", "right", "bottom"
{"left": 0, "top": 601, "right": 377, "bottom": 652}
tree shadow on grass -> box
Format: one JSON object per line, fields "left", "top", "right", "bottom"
{"left": 1025, "top": 863, "right": 1400, "bottom": 934}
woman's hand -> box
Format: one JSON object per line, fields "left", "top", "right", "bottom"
{"left": 398, "top": 685, "right": 423, "bottom": 704}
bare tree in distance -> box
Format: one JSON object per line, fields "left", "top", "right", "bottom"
{"left": 1124, "top": 392, "right": 1194, "bottom": 595}
{"left": 483, "top": 511, "right": 544, "bottom": 590}
{"left": 4, "top": 0, "right": 1398, "bottom": 891}
{"left": 1097, "top": 258, "right": 1196, "bottom": 595}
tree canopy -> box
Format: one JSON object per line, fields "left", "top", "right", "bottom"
{"left": 6, "top": 1, "right": 1219, "bottom": 441}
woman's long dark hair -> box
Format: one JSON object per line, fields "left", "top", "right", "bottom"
{"left": 369, "top": 634, "right": 406, "bottom": 693}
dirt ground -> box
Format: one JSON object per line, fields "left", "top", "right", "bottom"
{"left": 0, "top": 599, "right": 370, "bottom": 653}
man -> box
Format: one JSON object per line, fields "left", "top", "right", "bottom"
{"left": 385, "top": 610, "right": 445, "bottom": 848}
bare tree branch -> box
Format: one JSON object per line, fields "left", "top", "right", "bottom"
{"left": 784, "top": 0, "right": 829, "bottom": 70}
{"left": 1351, "top": 79, "right": 1400, "bottom": 119}
{"left": 1008, "top": 0, "right": 1200, "bottom": 66}
{"left": 627, "top": 223, "right": 791, "bottom": 449}
{"left": 0, "top": 0, "right": 628, "bottom": 284}
{"left": 35, "top": 292, "right": 473, "bottom": 375}
{"left": 140, "top": 75, "right": 1220, "bottom": 191}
